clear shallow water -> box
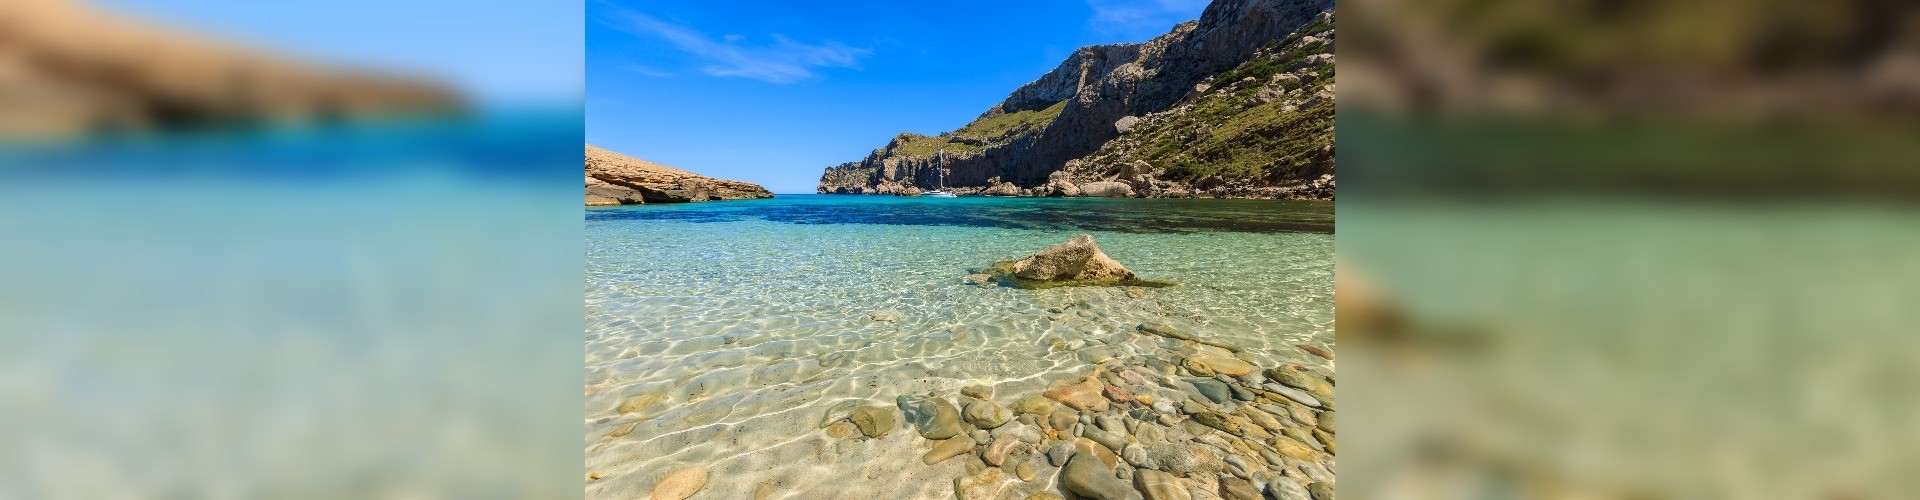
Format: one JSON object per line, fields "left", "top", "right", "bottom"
{"left": 584, "top": 195, "right": 1334, "bottom": 499}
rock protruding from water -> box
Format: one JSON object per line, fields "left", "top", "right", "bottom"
{"left": 999, "top": 235, "right": 1139, "bottom": 286}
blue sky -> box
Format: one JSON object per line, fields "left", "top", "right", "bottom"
{"left": 588, "top": 0, "right": 1209, "bottom": 193}
{"left": 96, "top": 0, "right": 582, "bottom": 104}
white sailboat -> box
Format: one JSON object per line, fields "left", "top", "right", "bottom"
{"left": 925, "top": 150, "right": 957, "bottom": 197}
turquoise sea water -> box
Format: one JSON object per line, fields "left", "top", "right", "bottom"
{"left": 584, "top": 195, "right": 1334, "bottom": 498}
{"left": 0, "top": 111, "right": 585, "bottom": 498}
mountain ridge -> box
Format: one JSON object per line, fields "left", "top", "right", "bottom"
{"left": 817, "top": 0, "right": 1334, "bottom": 200}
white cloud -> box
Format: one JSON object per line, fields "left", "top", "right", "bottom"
{"left": 603, "top": 8, "right": 871, "bottom": 84}
{"left": 624, "top": 65, "right": 675, "bottom": 78}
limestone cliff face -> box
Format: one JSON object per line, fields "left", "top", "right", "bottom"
{"left": 586, "top": 145, "right": 773, "bottom": 206}
{"left": 817, "top": 0, "right": 1334, "bottom": 199}
{"left": 0, "top": 0, "right": 460, "bottom": 139}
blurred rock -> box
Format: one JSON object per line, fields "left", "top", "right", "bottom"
{"left": 0, "top": 0, "right": 460, "bottom": 139}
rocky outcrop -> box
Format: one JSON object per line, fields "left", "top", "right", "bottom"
{"left": 817, "top": 0, "right": 1334, "bottom": 200}
{"left": 0, "top": 0, "right": 460, "bottom": 140}
{"left": 1078, "top": 181, "right": 1137, "bottom": 198}
{"left": 980, "top": 181, "right": 1022, "bottom": 197}
{"left": 992, "top": 235, "right": 1143, "bottom": 287}
{"left": 586, "top": 145, "right": 773, "bottom": 206}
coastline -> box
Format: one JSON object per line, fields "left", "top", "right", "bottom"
{"left": 810, "top": 191, "right": 1334, "bottom": 201}
{"left": 584, "top": 197, "right": 1333, "bottom": 499}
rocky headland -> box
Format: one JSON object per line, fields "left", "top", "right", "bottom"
{"left": 816, "top": 0, "right": 1334, "bottom": 200}
{"left": 0, "top": 0, "right": 461, "bottom": 140}
{"left": 585, "top": 144, "right": 774, "bottom": 206}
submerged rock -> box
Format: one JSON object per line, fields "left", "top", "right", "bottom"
{"left": 1268, "top": 366, "right": 1335, "bottom": 401}
{"left": 650, "top": 467, "right": 709, "bottom": 500}
{"left": 1183, "top": 352, "right": 1255, "bottom": 377}
{"left": 982, "top": 435, "right": 1021, "bottom": 466}
{"left": 1296, "top": 343, "right": 1335, "bottom": 360}
{"left": 1083, "top": 427, "right": 1128, "bottom": 453}
{"left": 1133, "top": 469, "right": 1190, "bottom": 500}
{"left": 992, "top": 421, "right": 1045, "bottom": 444}
{"left": 1048, "top": 441, "right": 1076, "bottom": 466}
{"left": 1190, "top": 412, "right": 1244, "bottom": 435}
{"left": 824, "top": 421, "right": 857, "bottom": 439}
{"left": 1185, "top": 378, "right": 1232, "bottom": 404}
{"left": 1220, "top": 477, "right": 1262, "bottom": 500}
{"left": 1072, "top": 437, "right": 1122, "bottom": 468}
{"left": 1061, "top": 455, "right": 1142, "bottom": 500}
{"left": 1268, "top": 478, "right": 1313, "bottom": 500}
{"left": 1263, "top": 384, "right": 1323, "bottom": 408}
{"left": 820, "top": 400, "right": 865, "bottom": 428}
{"left": 1044, "top": 376, "right": 1112, "bottom": 412}
{"left": 1122, "top": 443, "right": 1157, "bottom": 469}
{"left": 954, "top": 468, "right": 1004, "bottom": 500}
{"left": 924, "top": 437, "right": 977, "bottom": 465}
{"left": 899, "top": 394, "right": 966, "bottom": 440}
{"left": 849, "top": 406, "right": 897, "bottom": 438}
{"left": 616, "top": 393, "right": 667, "bottom": 414}
{"left": 1145, "top": 443, "right": 1222, "bottom": 475}
{"left": 1012, "top": 395, "right": 1056, "bottom": 415}
{"left": 1308, "top": 481, "right": 1335, "bottom": 500}
{"left": 997, "top": 235, "right": 1141, "bottom": 286}
{"left": 964, "top": 399, "right": 1015, "bottom": 429}
{"left": 1137, "top": 322, "right": 1244, "bottom": 353}
{"left": 1272, "top": 436, "right": 1323, "bottom": 461}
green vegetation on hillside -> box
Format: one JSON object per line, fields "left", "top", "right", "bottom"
{"left": 890, "top": 100, "right": 1068, "bottom": 158}
{"left": 1096, "top": 34, "right": 1335, "bottom": 183}
{"left": 1210, "top": 39, "right": 1326, "bottom": 87}
{"left": 1161, "top": 98, "right": 1333, "bottom": 182}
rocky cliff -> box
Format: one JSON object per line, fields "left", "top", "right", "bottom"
{"left": 0, "top": 0, "right": 460, "bottom": 140}
{"left": 586, "top": 145, "right": 773, "bottom": 206}
{"left": 817, "top": 0, "right": 1334, "bottom": 199}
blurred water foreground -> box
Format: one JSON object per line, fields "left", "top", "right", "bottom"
{"left": 0, "top": 113, "right": 586, "bottom": 499}
{"left": 1339, "top": 0, "right": 1920, "bottom": 498}
{"left": 0, "top": 1, "right": 582, "bottom": 499}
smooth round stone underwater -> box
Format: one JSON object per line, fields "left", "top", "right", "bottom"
{"left": 583, "top": 195, "right": 1333, "bottom": 499}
